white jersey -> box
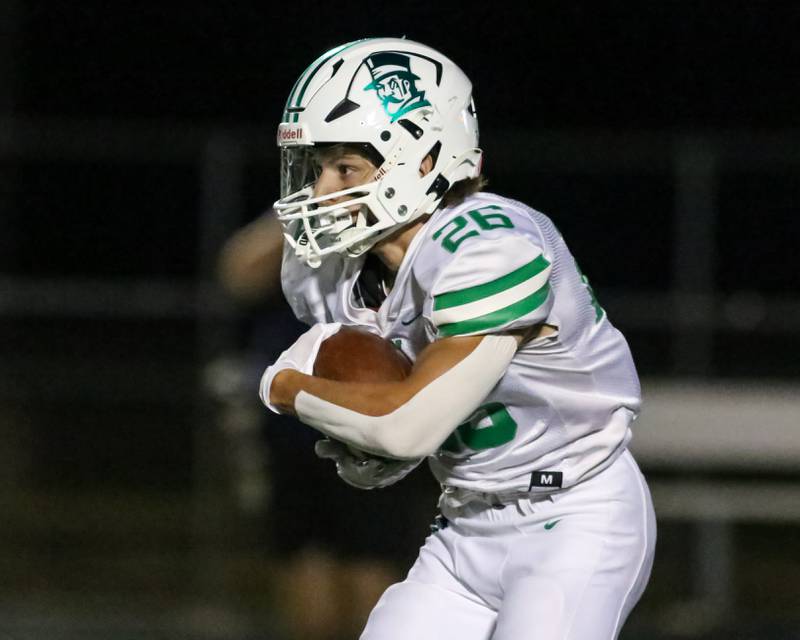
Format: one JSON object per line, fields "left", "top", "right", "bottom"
{"left": 282, "top": 192, "right": 641, "bottom": 494}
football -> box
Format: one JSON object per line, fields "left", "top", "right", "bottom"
{"left": 313, "top": 326, "right": 413, "bottom": 382}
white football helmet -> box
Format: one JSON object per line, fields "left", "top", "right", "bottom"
{"left": 274, "top": 37, "right": 482, "bottom": 268}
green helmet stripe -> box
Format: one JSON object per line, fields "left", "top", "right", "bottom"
{"left": 282, "top": 47, "right": 331, "bottom": 119}
{"left": 283, "top": 74, "right": 304, "bottom": 122}
{"left": 283, "top": 38, "right": 375, "bottom": 123}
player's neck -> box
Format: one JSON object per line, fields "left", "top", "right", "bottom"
{"left": 371, "top": 219, "right": 427, "bottom": 273}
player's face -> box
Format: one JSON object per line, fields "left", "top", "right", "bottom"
{"left": 313, "top": 150, "right": 377, "bottom": 205}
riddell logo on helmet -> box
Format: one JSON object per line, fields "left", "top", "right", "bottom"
{"left": 277, "top": 125, "right": 305, "bottom": 145}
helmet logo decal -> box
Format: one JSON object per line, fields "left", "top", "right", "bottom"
{"left": 364, "top": 52, "right": 431, "bottom": 122}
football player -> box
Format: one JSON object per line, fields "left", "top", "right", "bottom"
{"left": 261, "top": 37, "right": 656, "bottom": 640}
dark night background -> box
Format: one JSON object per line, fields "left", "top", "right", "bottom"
{"left": 6, "top": 2, "right": 800, "bottom": 285}
{"left": 1, "top": 2, "right": 799, "bottom": 639}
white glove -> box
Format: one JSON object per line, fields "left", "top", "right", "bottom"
{"left": 258, "top": 322, "right": 342, "bottom": 413}
{"left": 314, "top": 438, "right": 423, "bottom": 490}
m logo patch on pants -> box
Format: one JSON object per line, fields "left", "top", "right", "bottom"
{"left": 528, "top": 471, "right": 563, "bottom": 489}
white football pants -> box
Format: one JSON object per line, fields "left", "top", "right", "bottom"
{"left": 360, "top": 450, "right": 656, "bottom": 640}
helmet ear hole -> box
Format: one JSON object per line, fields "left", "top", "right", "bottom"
{"left": 419, "top": 154, "right": 434, "bottom": 177}
{"left": 419, "top": 141, "right": 442, "bottom": 176}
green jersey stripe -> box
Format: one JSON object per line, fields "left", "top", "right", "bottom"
{"left": 433, "top": 254, "right": 550, "bottom": 311}
{"left": 431, "top": 267, "right": 549, "bottom": 326}
{"left": 438, "top": 282, "right": 551, "bottom": 337}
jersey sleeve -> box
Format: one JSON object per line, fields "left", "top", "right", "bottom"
{"left": 427, "top": 233, "right": 553, "bottom": 339}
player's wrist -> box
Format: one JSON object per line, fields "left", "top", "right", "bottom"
{"left": 270, "top": 368, "right": 304, "bottom": 414}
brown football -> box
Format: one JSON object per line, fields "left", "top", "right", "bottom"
{"left": 313, "top": 326, "right": 413, "bottom": 382}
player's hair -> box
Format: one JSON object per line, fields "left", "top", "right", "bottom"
{"left": 441, "top": 175, "right": 488, "bottom": 208}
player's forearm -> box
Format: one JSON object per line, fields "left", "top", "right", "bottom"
{"left": 270, "top": 334, "right": 489, "bottom": 416}
{"left": 269, "top": 369, "right": 413, "bottom": 417}
{"left": 293, "top": 335, "right": 519, "bottom": 459}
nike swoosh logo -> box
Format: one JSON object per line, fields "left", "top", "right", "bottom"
{"left": 400, "top": 311, "right": 423, "bottom": 326}
{"left": 544, "top": 519, "right": 561, "bottom": 530}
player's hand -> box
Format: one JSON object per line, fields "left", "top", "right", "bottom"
{"left": 314, "top": 438, "right": 423, "bottom": 490}
{"left": 259, "top": 322, "right": 342, "bottom": 414}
